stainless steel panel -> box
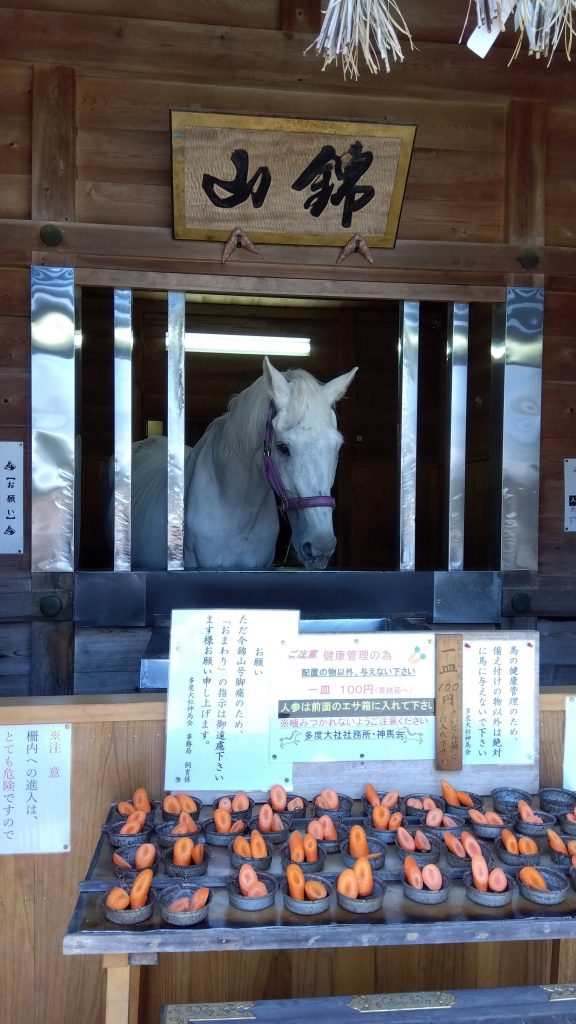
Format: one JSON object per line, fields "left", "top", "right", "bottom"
{"left": 433, "top": 570, "right": 501, "bottom": 624}
{"left": 501, "top": 287, "right": 544, "bottom": 570}
{"left": 166, "top": 292, "right": 186, "bottom": 570}
{"left": 398, "top": 301, "right": 420, "bottom": 571}
{"left": 31, "top": 265, "right": 76, "bottom": 571}
{"left": 113, "top": 289, "right": 133, "bottom": 571}
{"left": 445, "top": 303, "right": 469, "bottom": 571}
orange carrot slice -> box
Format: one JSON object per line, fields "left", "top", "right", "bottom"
{"left": 134, "top": 843, "right": 156, "bottom": 869}
{"left": 171, "top": 812, "right": 197, "bottom": 835}
{"left": 173, "top": 837, "right": 194, "bottom": 866}
{"left": 129, "top": 868, "right": 152, "bottom": 909}
{"left": 517, "top": 799, "right": 534, "bottom": 821}
{"left": 232, "top": 836, "right": 252, "bottom": 858}
{"left": 403, "top": 855, "right": 423, "bottom": 890}
{"left": 106, "top": 887, "right": 130, "bottom": 910}
{"left": 349, "top": 824, "right": 370, "bottom": 858}
{"left": 214, "top": 808, "right": 233, "bottom": 834}
{"left": 249, "top": 830, "right": 268, "bottom": 860}
{"left": 484, "top": 811, "right": 504, "bottom": 826}
{"left": 189, "top": 887, "right": 210, "bottom": 910}
{"left": 365, "top": 783, "right": 380, "bottom": 808}
{"left": 175, "top": 793, "right": 198, "bottom": 815}
{"left": 444, "top": 832, "right": 466, "bottom": 858}
{"left": 163, "top": 795, "right": 181, "bottom": 815}
{"left": 112, "top": 851, "right": 133, "bottom": 870}
{"left": 317, "top": 814, "right": 338, "bottom": 840}
{"left": 304, "top": 879, "right": 328, "bottom": 901}
{"left": 247, "top": 881, "right": 267, "bottom": 898}
{"left": 372, "top": 805, "right": 391, "bottom": 830}
{"left": 421, "top": 863, "right": 443, "bottom": 891}
{"left": 231, "top": 791, "right": 250, "bottom": 812}
{"left": 471, "top": 854, "right": 489, "bottom": 893}
{"left": 306, "top": 819, "right": 324, "bottom": 840}
{"left": 286, "top": 863, "right": 305, "bottom": 901}
{"left": 440, "top": 779, "right": 461, "bottom": 806}
{"left": 258, "top": 804, "right": 274, "bottom": 832}
{"left": 519, "top": 866, "right": 548, "bottom": 891}
{"left": 337, "top": 868, "right": 359, "bottom": 899}
{"left": 396, "top": 826, "right": 416, "bottom": 851}
{"left": 547, "top": 829, "right": 568, "bottom": 854}
{"left": 488, "top": 868, "right": 508, "bottom": 893}
{"left": 270, "top": 785, "right": 287, "bottom": 811}
{"left": 468, "top": 809, "right": 487, "bottom": 825}
{"left": 288, "top": 830, "right": 305, "bottom": 863}
{"left": 501, "top": 829, "right": 519, "bottom": 854}
{"left": 460, "top": 831, "right": 483, "bottom": 859}
{"left": 117, "top": 801, "right": 136, "bottom": 816}
{"left": 381, "top": 789, "right": 399, "bottom": 807}
{"left": 132, "top": 787, "right": 152, "bottom": 813}
{"left": 302, "top": 834, "right": 318, "bottom": 863}
{"left": 167, "top": 896, "right": 191, "bottom": 912}
{"left": 218, "top": 796, "right": 233, "bottom": 811}
{"left": 517, "top": 836, "right": 538, "bottom": 855}
{"left": 455, "top": 790, "right": 474, "bottom": 808}
{"left": 238, "top": 863, "right": 259, "bottom": 896}
{"left": 414, "top": 830, "right": 431, "bottom": 852}
{"left": 388, "top": 811, "right": 403, "bottom": 830}
{"left": 190, "top": 842, "right": 204, "bottom": 865}
{"left": 287, "top": 796, "right": 305, "bottom": 812}
{"left": 353, "top": 856, "right": 374, "bottom": 897}
{"left": 425, "top": 808, "right": 444, "bottom": 828}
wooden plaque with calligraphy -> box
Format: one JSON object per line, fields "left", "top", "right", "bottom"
{"left": 435, "top": 634, "right": 463, "bottom": 772}
{"left": 171, "top": 111, "right": 416, "bottom": 247}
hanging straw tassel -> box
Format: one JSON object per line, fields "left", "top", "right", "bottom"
{"left": 462, "top": 0, "right": 575, "bottom": 63}
{"left": 306, "top": 0, "right": 415, "bottom": 79}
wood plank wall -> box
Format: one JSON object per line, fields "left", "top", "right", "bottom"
{"left": 0, "top": 693, "right": 572, "bottom": 1024}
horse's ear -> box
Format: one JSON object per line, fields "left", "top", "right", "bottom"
{"left": 262, "top": 355, "right": 291, "bottom": 409}
{"left": 323, "top": 366, "right": 358, "bottom": 407}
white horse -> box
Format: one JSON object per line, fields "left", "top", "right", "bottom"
{"left": 105, "top": 357, "right": 357, "bottom": 570}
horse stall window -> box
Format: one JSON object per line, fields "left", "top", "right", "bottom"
{"left": 63, "top": 284, "right": 543, "bottom": 575}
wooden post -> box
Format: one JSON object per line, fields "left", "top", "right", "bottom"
{"left": 103, "top": 954, "right": 140, "bottom": 1024}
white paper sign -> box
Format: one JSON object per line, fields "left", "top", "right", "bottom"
{"left": 0, "top": 441, "right": 24, "bottom": 554}
{"left": 462, "top": 636, "right": 537, "bottom": 765}
{"left": 269, "top": 632, "right": 436, "bottom": 762}
{"left": 466, "top": 0, "right": 515, "bottom": 57}
{"left": 564, "top": 459, "right": 576, "bottom": 532}
{"left": 564, "top": 695, "right": 576, "bottom": 790}
{"left": 165, "top": 609, "right": 298, "bottom": 791}
{"left": 1, "top": 724, "right": 71, "bottom": 854}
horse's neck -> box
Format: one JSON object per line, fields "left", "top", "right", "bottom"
{"left": 187, "top": 414, "right": 269, "bottom": 506}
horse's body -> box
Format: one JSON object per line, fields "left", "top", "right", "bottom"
{"left": 105, "top": 357, "right": 357, "bottom": 570}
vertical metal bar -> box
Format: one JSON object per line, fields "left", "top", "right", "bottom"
{"left": 398, "top": 301, "right": 420, "bottom": 571}
{"left": 445, "top": 303, "right": 469, "bottom": 570}
{"left": 113, "top": 289, "right": 133, "bottom": 571}
{"left": 31, "top": 265, "right": 76, "bottom": 571}
{"left": 166, "top": 292, "right": 186, "bottom": 570}
{"left": 500, "top": 286, "right": 544, "bottom": 570}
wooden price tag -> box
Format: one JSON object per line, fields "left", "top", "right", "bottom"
{"left": 435, "top": 634, "right": 463, "bottom": 771}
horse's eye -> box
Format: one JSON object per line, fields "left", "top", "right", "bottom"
{"left": 276, "top": 442, "right": 290, "bottom": 456}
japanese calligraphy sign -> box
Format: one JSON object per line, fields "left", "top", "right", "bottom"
{"left": 165, "top": 609, "right": 298, "bottom": 792}
{"left": 435, "top": 634, "right": 463, "bottom": 772}
{"left": 171, "top": 112, "right": 416, "bottom": 247}
{"left": 1, "top": 724, "right": 71, "bottom": 854}
{"left": 461, "top": 635, "right": 538, "bottom": 766}
{"left": 269, "top": 633, "right": 436, "bottom": 763}
{"left": 0, "top": 441, "right": 23, "bottom": 555}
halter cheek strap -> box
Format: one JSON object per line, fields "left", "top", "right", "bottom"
{"left": 262, "top": 401, "right": 336, "bottom": 514}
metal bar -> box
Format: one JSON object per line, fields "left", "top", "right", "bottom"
{"left": 166, "top": 292, "right": 186, "bottom": 570}
{"left": 397, "top": 301, "right": 420, "bottom": 571}
{"left": 445, "top": 303, "right": 469, "bottom": 571}
{"left": 30, "top": 265, "right": 76, "bottom": 571}
{"left": 500, "top": 286, "right": 544, "bottom": 571}
{"left": 113, "top": 289, "right": 133, "bottom": 571}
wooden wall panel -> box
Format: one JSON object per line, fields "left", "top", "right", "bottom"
{"left": 31, "top": 64, "right": 76, "bottom": 220}
{"left": 0, "top": 62, "right": 32, "bottom": 220}
{"left": 546, "top": 105, "right": 576, "bottom": 247}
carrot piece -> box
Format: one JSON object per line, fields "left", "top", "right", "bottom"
{"left": 471, "top": 854, "right": 489, "bottom": 893}
{"left": 247, "top": 881, "right": 268, "bottom": 898}
{"left": 468, "top": 809, "right": 487, "bottom": 825}
{"left": 238, "top": 863, "right": 259, "bottom": 896}
{"left": 348, "top": 824, "right": 370, "bottom": 858}
{"left": 381, "top": 789, "right": 399, "bottom": 808}
{"left": 214, "top": 808, "right": 233, "bottom": 834}
{"left": 163, "top": 794, "right": 181, "bottom": 815}
{"left": 106, "top": 887, "right": 130, "bottom": 910}
{"left": 572, "top": 854, "right": 576, "bottom": 870}
{"left": 388, "top": 811, "right": 403, "bottom": 831}
{"left": 440, "top": 779, "right": 461, "bottom": 806}
{"left": 218, "top": 796, "right": 233, "bottom": 811}
{"left": 484, "top": 811, "right": 504, "bottom": 826}
{"left": 566, "top": 812, "right": 576, "bottom": 824}
{"left": 306, "top": 819, "right": 324, "bottom": 840}
{"left": 517, "top": 799, "right": 534, "bottom": 821}
{"left": 422, "top": 796, "right": 438, "bottom": 811}
{"left": 403, "top": 855, "right": 423, "bottom": 890}
{"left": 442, "top": 815, "right": 459, "bottom": 827}
{"left": 257, "top": 803, "right": 274, "bottom": 832}
{"left": 567, "top": 840, "right": 576, "bottom": 856}
{"left": 501, "top": 829, "right": 519, "bottom": 854}
{"left": 232, "top": 836, "right": 252, "bottom": 858}
{"left": 269, "top": 784, "right": 287, "bottom": 811}
{"left": 517, "top": 836, "right": 538, "bottom": 855}
{"left": 414, "top": 830, "right": 431, "bottom": 852}
{"left": 316, "top": 788, "right": 339, "bottom": 810}
{"left": 270, "top": 813, "right": 285, "bottom": 832}
{"left": 132, "top": 787, "right": 152, "bottom": 812}
{"left": 129, "top": 868, "right": 153, "bottom": 909}
{"left": 173, "top": 837, "right": 194, "bottom": 866}
{"left": 134, "top": 843, "right": 156, "bottom": 869}
{"left": 188, "top": 887, "right": 210, "bottom": 910}
{"left": 286, "top": 863, "right": 306, "bottom": 901}
{"left": 365, "top": 783, "right": 380, "bottom": 808}
{"left": 117, "top": 801, "right": 136, "bottom": 816}
{"left": 519, "top": 866, "right": 548, "bottom": 891}
{"left": 444, "top": 832, "right": 466, "bottom": 858}
{"left": 406, "top": 797, "right": 423, "bottom": 810}
{"left": 231, "top": 791, "right": 250, "bottom": 812}
{"left": 455, "top": 790, "right": 473, "bottom": 808}
{"left": 304, "top": 879, "right": 328, "bottom": 901}
{"left": 287, "top": 796, "right": 305, "bottom": 812}
{"left": 460, "top": 831, "right": 483, "bottom": 859}
{"left": 119, "top": 811, "right": 146, "bottom": 835}
{"left": 425, "top": 808, "right": 444, "bottom": 828}
{"left": 175, "top": 793, "right": 198, "bottom": 815}
{"left": 167, "top": 896, "right": 191, "bottom": 913}
{"left": 337, "top": 868, "right": 359, "bottom": 899}
{"left": 112, "top": 851, "right": 133, "bottom": 870}
{"left": 288, "top": 830, "right": 306, "bottom": 863}
{"left": 396, "top": 826, "right": 416, "bottom": 851}
{"left": 421, "top": 863, "right": 443, "bottom": 891}
{"left": 171, "top": 812, "right": 198, "bottom": 835}
{"left": 317, "top": 814, "right": 338, "bottom": 840}
{"left": 229, "top": 819, "right": 246, "bottom": 834}
{"left": 249, "top": 830, "right": 268, "bottom": 860}
{"left": 353, "top": 856, "right": 374, "bottom": 896}
{"left": 302, "top": 834, "right": 318, "bottom": 863}
{"left": 190, "top": 842, "right": 205, "bottom": 865}
{"left": 488, "top": 868, "right": 508, "bottom": 893}
{"left": 372, "top": 805, "right": 391, "bottom": 830}
{"left": 547, "top": 829, "right": 568, "bottom": 854}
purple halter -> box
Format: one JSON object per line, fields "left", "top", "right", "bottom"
{"left": 263, "top": 401, "right": 336, "bottom": 514}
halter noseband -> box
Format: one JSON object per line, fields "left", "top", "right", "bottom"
{"left": 263, "top": 401, "right": 336, "bottom": 514}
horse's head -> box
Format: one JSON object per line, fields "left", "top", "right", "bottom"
{"left": 263, "top": 357, "right": 357, "bottom": 570}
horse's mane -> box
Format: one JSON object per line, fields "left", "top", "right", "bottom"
{"left": 206, "top": 368, "right": 337, "bottom": 461}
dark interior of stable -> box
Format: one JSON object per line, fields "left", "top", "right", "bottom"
{"left": 78, "top": 288, "right": 495, "bottom": 573}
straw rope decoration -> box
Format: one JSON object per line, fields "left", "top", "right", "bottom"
{"left": 463, "top": 0, "right": 575, "bottom": 63}
{"left": 306, "top": 0, "right": 415, "bottom": 79}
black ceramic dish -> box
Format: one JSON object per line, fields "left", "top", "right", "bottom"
{"left": 490, "top": 787, "right": 532, "bottom": 816}
{"left": 340, "top": 835, "right": 387, "bottom": 871}
{"left": 162, "top": 844, "right": 210, "bottom": 878}
{"left": 157, "top": 883, "right": 211, "bottom": 925}
{"left": 463, "top": 869, "right": 516, "bottom": 907}
{"left": 211, "top": 794, "right": 254, "bottom": 821}
{"left": 518, "top": 866, "right": 569, "bottom": 905}
{"left": 394, "top": 832, "right": 442, "bottom": 866}
{"left": 312, "top": 792, "right": 353, "bottom": 819}
{"left": 226, "top": 871, "right": 278, "bottom": 911}
{"left": 538, "top": 787, "right": 576, "bottom": 815}
{"left": 336, "top": 876, "right": 386, "bottom": 913}
{"left": 154, "top": 819, "right": 204, "bottom": 849}
{"left": 280, "top": 874, "right": 333, "bottom": 915}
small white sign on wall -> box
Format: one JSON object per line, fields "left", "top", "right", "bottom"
{"left": 0, "top": 441, "right": 24, "bottom": 555}
{"left": 564, "top": 459, "right": 576, "bottom": 532}
{"left": 564, "top": 695, "right": 576, "bottom": 791}
{"left": 0, "top": 724, "right": 71, "bottom": 854}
